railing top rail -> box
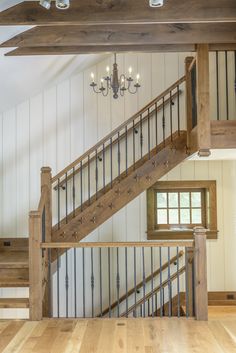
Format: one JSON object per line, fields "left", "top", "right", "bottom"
{"left": 37, "top": 186, "right": 48, "bottom": 216}
{"left": 188, "top": 57, "right": 196, "bottom": 72}
{"left": 51, "top": 75, "right": 186, "bottom": 183}
{"left": 41, "top": 240, "right": 194, "bottom": 249}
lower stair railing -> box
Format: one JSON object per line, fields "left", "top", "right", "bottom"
{"left": 32, "top": 227, "right": 208, "bottom": 321}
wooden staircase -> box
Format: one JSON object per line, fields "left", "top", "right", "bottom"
{"left": 0, "top": 238, "right": 29, "bottom": 311}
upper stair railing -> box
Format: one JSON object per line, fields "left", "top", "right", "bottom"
{"left": 51, "top": 76, "right": 186, "bottom": 234}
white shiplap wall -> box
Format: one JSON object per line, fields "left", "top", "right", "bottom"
{"left": 0, "top": 52, "right": 236, "bottom": 319}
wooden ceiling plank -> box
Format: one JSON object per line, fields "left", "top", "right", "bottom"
{"left": 0, "top": 0, "right": 235, "bottom": 26}
{"left": 5, "top": 43, "right": 236, "bottom": 57}
{"left": 1, "top": 23, "right": 236, "bottom": 48}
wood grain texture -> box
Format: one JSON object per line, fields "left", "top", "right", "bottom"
{"left": 211, "top": 120, "right": 236, "bottom": 149}
{"left": 1, "top": 23, "right": 236, "bottom": 48}
{"left": 0, "top": 0, "right": 235, "bottom": 26}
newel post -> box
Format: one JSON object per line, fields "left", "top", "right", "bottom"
{"left": 41, "top": 167, "right": 52, "bottom": 243}
{"left": 194, "top": 226, "right": 208, "bottom": 321}
{"left": 185, "top": 56, "right": 194, "bottom": 150}
{"left": 29, "top": 211, "right": 43, "bottom": 321}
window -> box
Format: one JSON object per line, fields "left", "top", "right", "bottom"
{"left": 147, "top": 181, "right": 217, "bottom": 240}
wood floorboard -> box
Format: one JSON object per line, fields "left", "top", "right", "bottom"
{"left": 1, "top": 308, "right": 236, "bottom": 353}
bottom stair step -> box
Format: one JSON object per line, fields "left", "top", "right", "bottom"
{"left": 0, "top": 279, "right": 29, "bottom": 287}
{"left": 0, "top": 298, "right": 29, "bottom": 309}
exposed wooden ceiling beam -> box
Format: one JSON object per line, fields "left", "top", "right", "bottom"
{"left": 5, "top": 44, "right": 236, "bottom": 57}
{"left": 1, "top": 23, "right": 236, "bottom": 48}
{"left": 0, "top": 0, "right": 235, "bottom": 26}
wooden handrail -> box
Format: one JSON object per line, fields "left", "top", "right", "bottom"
{"left": 37, "top": 186, "right": 48, "bottom": 215}
{"left": 51, "top": 75, "right": 186, "bottom": 183}
{"left": 188, "top": 57, "right": 196, "bottom": 73}
{"left": 121, "top": 266, "right": 186, "bottom": 317}
{"left": 41, "top": 241, "right": 194, "bottom": 249}
{"left": 100, "top": 250, "right": 184, "bottom": 317}
{"left": 54, "top": 89, "right": 182, "bottom": 190}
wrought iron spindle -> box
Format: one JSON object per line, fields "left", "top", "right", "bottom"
{"left": 162, "top": 97, "right": 166, "bottom": 146}
{"left": 82, "top": 248, "right": 85, "bottom": 318}
{"left": 170, "top": 91, "right": 173, "bottom": 141}
{"left": 216, "top": 51, "right": 220, "bottom": 121}
{"left": 151, "top": 247, "right": 154, "bottom": 317}
{"left": 108, "top": 247, "right": 111, "bottom": 318}
{"left": 65, "top": 249, "right": 69, "bottom": 318}
{"left": 142, "top": 247, "right": 146, "bottom": 317}
{"left": 110, "top": 137, "right": 113, "bottom": 188}
{"left": 74, "top": 248, "right": 77, "bottom": 317}
{"left": 57, "top": 178, "right": 60, "bottom": 230}
{"left": 133, "top": 120, "right": 136, "bottom": 170}
{"left": 57, "top": 248, "right": 60, "bottom": 318}
{"left": 99, "top": 247, "right": 103, "bottom": 317}
{"left": 177, "top": 85, "right": 180, "bottom": 135}
{"left": 134, "top": 247, "right": 137, "bottom": 318}
{"left": 155, "top": 102, "right": 158, "bottom": 150}
{"left": 177, "top": 247, "right": 180, "bottom": 318}
{"left": 148, "top": 108, "right": 151, "bottom": 158}
{"left": 185, "top": 250, "right": 189, "bottom": 318}
{"left": 88, "top": 155, "right": 91, "bottom": 205}
{"left": 159, "top": 247, "right": 163, "bottom": 317}
{"left": 118, "top": 131, "right": 121, "bottom": 179}
{"left": 168, "top": 247, "right": 171, "bottom": 317}
{"left": 65, "top": 172, "right": 68, "bottom": 224}
{"left": 80, "top": 161, "right": 83, "bottom": 211}
{"left": 225, "top": 51, "right": 229, "bottom": 120}
{"left": 116, "top": 248, "right": 120, "bottom": 317}
{"left": 125, "top": 247, "right": 128, "bottom": 318}
{"left": 140, "top": 114, "right": 143, "bottom": 158}
{"left": 103, "top": 143, "right": 105, "bottom": 190}
{"left": 125, "top": 125, "right": 128, "bottom": 175}
{"left": 72, "top": 167, "right": 75, "bottom": 218}
{"left": 95, "top": 149, "right": 98, "bottom": 199}
{"left": 91, "top": 248, "right": 94, "bottom": 318}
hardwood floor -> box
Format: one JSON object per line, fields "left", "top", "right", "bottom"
{"left": 1, "top": 307, "right": 236, "bottom": 353}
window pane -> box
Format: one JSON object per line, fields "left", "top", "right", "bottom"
{"left": 169, "top": 209, "right": 179, "bottom": 224}
{"left": 157, "top": 209, "right": 167, "bottom": 224}
{"left": 180, "top": 209, "right": 190, "bottom": 224}
{"left": 180, "top": 192, "right": 190, "bottom": 207}
{"left": 157, "top": 192, "right": 167, "bottom": 208}
{"left": 168, "top": 192, "right": 178, "bottom": 208}
{"left": 192, "top": 209, "right": 202, "bottom": 224}
{"left": 191, "top": 192, "right": 201, "bottom": 207}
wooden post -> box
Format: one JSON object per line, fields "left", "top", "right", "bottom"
{"left": 196, "top": 44, "right": 211, "bottom": 157}
{"left": 194, "top": 226, "right": 208, "bottom": 321}
{"left": 41, "top": 167, "right": 52, "bottom": 318}
{"left": 186, "top": 247, "right": 194, "bottom": 316}
{"left": 185, "top": 56, "right": 194, "bottom": 151}
{"left": 29, "top": 211, "right": 43, "bottom": 321}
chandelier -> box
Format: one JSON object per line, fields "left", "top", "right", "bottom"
{"left": 90, "top": 54, "right": 141, "bottom": 99}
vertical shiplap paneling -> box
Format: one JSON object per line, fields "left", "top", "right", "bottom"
{"left": 0, "top": 113, "right": 3, "bottom": 236}
{"left": 16, "top": 101, "right": 30, "bottom": 236}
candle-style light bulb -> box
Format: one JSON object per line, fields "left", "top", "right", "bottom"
{"left": 91, "top": 72, "right": 95, "bottom": 82}
{"left": 128, "top": 67, "right": 132, "bottom": 76}
{"left": 106, "top": 66, "right": 110, "bottom": 74}
{"left": 101, "top": 78, "right": 104, "bottom": 85}
{"left": 136, "top": 73, "right": 140, "bottom": 83}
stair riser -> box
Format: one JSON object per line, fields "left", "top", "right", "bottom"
{"left": 0, "top": 268, "right": 29, "bottom": 281}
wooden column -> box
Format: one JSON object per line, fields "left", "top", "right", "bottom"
{"left": 185, "top": 56, "right": 194, "bottom": 151}
{"left": 194, "top": 226, "right": 208, "bottom": 321}
{"left": 41, "top": 167, "right": 52, "bottom": 318}
{"left": 29, "top": 211, "right": 43, "bottom": 321}
{"left": 196, "top": 44, "right": 211, "bottom": 157}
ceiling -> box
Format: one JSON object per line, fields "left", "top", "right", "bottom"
{"left": 0, "top": 0, "right": 105, "bottom": 113}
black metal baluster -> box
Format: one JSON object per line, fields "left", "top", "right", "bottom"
{"left": 125, "top": 247, "right": 128, "bottom": 317}
{"left": 108, "top": 247, "right": 111, "bottom": 318}
{"left": 74, "top": 248, "right": 77, "bottom": 318}
{"left": 65, "top": 172, "right": 68, "bottom": 224}
{"left": 103, "top": 143, "right": 106, "bottom": 191}
{"left": 185, "top": 250, "right": 189, "bottom": 318}
{"left": 155, "top": 293, "right": 157, "bottom": 316}
{"left": 151, "top": 247, "right": 154, "bottom": 317}
{"left": 148, "top": 108, "right": 151, "bottom": 159}
{"left": 168, "top": 247, "right": 171, "bottom": 317}
{"left": 80, "top": 161, "right": 83, "bottom": 211}
{"left": 118, "top": 132, "right": 121, "bottom": 180}
{"left": 82, "top": 248, "right": 85, "bottom": 318}
{"left": 72, "top": 167, "right": 75, "bottom": 218}
{"left": 162, "top": 287, "right": 165, "bottom": 316}
{"left": 88, "top": 154, "right": 91, "bottom": 205}
{"left": 110, "top": 137, "right": 113, "bottom": 188}
{"left": 116, "top": 248, "right": 120, "bottom": 317}
{"left": 140, "top": 114, "right": 143, "bottom": 158}
{"left": 57, "top": 248, "right": 60, "bottom": 318}
{"left": 148, "top": 299, "right": 150, "bottom": 317}
{"left": 216, "top": 51, "right": 220, "bottom": 121}
{"left": 48, "top": 248, "right": 52, "bottom": 318}
{"left": 95, "top": 149, "right": 98, "bottom": 200}
{"left": 134, "top": 247, "right": 137, "bottom": 318}
{"left": 162, "top": 97, "right": 165, "bottom": 146}
{"left": 91, "top": 248, "right": 94, "bottom": 318}
{"left": 170, "top": 91, "right": 173, "bottom": 142}
{"left": 142, "top": 247, "right": 146, "bottom": 317}
{"left": 133, "top": 120, "right": 136, "bottom": 170}
{"left": 225, "top": 51, "right": 229, "bottom": 120}
{"left": 99, "top": 247, "right": 103, "bottom": 317}
{"left": 177, "top": 85, "right": 180, "bottom": 135}
{"left": 65, "top": 249, "right": 69, "bottom": 318}
{"left": 177, "top": 247, "right": 180, "bottom": 318}
{"left": 57, "top": 178, "right": 60, "bottom": 230}
{"left": 125, "top": 126, "right": 128, "bottom": 175}
{"left": 155, "top": 102, "right": 158, "bottom": 151}
{"left": 159, "top": 247, "right": 163, "bottom": 317}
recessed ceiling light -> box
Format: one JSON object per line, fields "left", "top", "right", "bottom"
{"left": 39, "top": 0, "right": 51, "bottom": 10}
{"left": 149, "top": 0, "right": 164, "bottom": 7}
{"left": 56, "top": 0, "right": 70, "bottom": 10}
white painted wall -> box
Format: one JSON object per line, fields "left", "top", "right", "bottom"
{"left": 0, "top": 51, "right": 236, "bottom": 318}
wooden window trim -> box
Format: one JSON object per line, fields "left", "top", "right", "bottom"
{"left": 147, "top": 180, "right": 218, "bottom": 240}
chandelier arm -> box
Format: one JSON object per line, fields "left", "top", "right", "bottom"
{"left": 92, "top": 85, "right": 102, "bottom": 94}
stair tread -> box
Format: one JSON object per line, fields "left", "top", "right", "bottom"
{"left": 0, "top": 251, "right": 29, "bottom": 268}
{"left": 0, "top": 278, "right": 29, "bottom": 287}
{"left": 0, "top": 298, "right": 29, "bottom": 308}
{"left": 208, "top": 299, "right": 236, "bottom": 306}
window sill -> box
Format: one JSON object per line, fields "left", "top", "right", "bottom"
{"left": 147, "top": 229, "right": 218, "bottom": 240}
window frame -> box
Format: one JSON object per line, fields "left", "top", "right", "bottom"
{"left": 147, "top": 180, "right": 218, "bottom": 240}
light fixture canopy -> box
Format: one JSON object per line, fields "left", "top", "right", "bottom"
{"left": 39, "top": 0, "right": 51, "bottom": 10}
{"left": 149, "top": 0, "right": 164, "bottom": 7}
{"left": 90, "top": 54, "right": 141, "bottom": 99}
{"left": 56, "top": 0, "right": 70, "bottom": 9}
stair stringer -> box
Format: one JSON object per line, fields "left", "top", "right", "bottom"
{"left": 52, "top": 131, "right": 190, "bottom": 243}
